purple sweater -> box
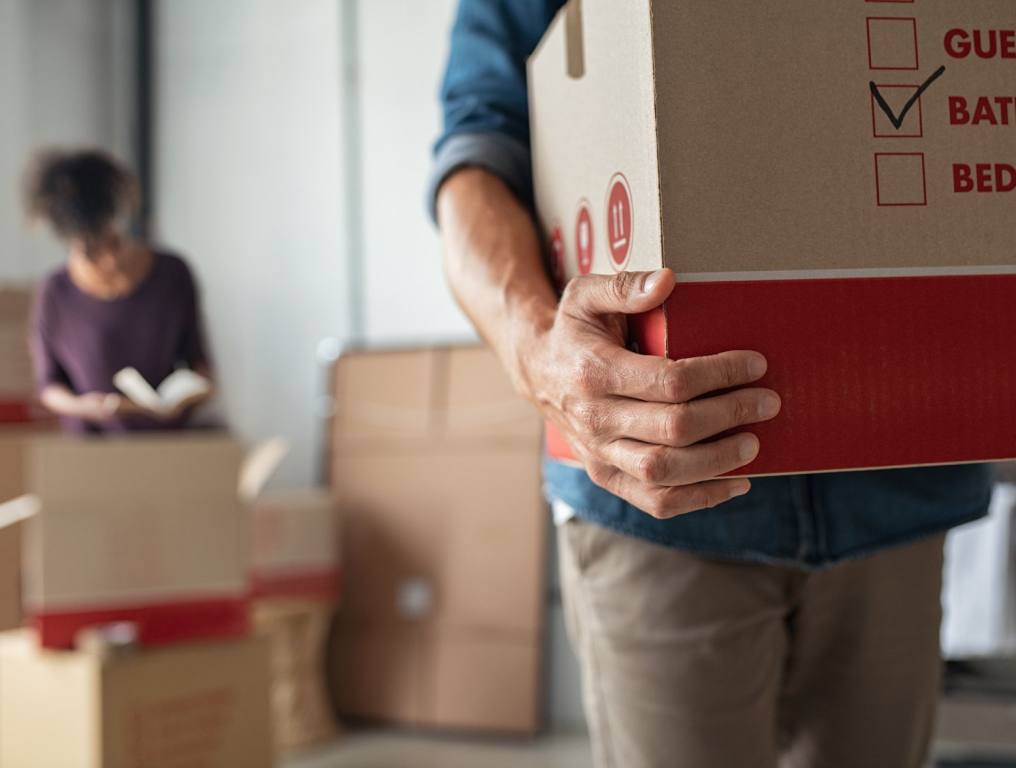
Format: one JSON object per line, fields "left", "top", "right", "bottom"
{"left": 31, "top": 251, "right": 211, "bottom": 433}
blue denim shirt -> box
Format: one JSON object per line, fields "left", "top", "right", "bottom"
{"left": 430, "top": 0, "right": 993, "bottom": 568}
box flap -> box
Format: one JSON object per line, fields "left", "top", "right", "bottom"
{"left": 0, "top": 494, "right": 39, "bottom": 530}
{"left": 238, "top": 437, "right": 291, "bottom": 503}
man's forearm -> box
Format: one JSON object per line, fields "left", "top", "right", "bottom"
{"left": 437, "top": 167, "right": 557, "bottom": 396}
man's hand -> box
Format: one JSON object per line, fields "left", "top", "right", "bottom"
{"left": 438, "top": 168, "right": 779, "bottom": 520}
{"left": 519, "top": 268, "right": 780, "bottom": 518}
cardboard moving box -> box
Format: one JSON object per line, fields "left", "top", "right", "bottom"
{"left": 0, "top": 287, "right": 47, "bottom": 425}
{"left": 254, "top": 600, "right": 337, "bottom": 752}
{"left": 0, "top": 433, "right": 25, "bottom": 631}
{"left": 329, "top": 345, "right": 546, "bottom": 734}
{"left": 530, "top": 0, "right": 1016, "bottom": 476}
{"left": 0, "top": 434, "right": 252, "bottom": 649}
{"left": 251, "top": 490, "right": 341, "bottom": 602}
{"left": 0, "top": 630, "right": 272, "bottom": 768}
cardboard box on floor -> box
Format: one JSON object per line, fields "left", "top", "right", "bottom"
{"left": 329, "top": 345, "right": 546, "bottom": 734}
{"left": 251, "top": 490, "right": 341, "bottom": 602}
{"left": 0, "top": 433, "right": 290, "bottom": 649}
{"left": 530, "top": 0, "right": 1016, "bottom": 476}
{"left": 253, "top": 600, "right": 337, "bottom": 753}
{"left": 0, "top": 629, "right": 273, "bottom": 768}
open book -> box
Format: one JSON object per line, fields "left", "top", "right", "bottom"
{"left": 113, "top": 367, "right": 211, "bottom": 417}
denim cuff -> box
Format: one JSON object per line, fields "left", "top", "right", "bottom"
{"left": 426, "top": 132, "right": 533, "bottom": 224}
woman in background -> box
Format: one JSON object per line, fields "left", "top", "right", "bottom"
{"left": 25, "top": 149, "right": 214, "bottom": 433}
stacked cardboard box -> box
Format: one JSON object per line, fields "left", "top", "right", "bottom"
{"left": 0, "top": 434, "right": 23, "bottom": 631}
{"left": 251, "top": 490, "right": 341, "bottom": 752}
{"left": 328, "top": 345, "right": 546, "bottom": 734}
{"left": 0, "top": 630, "right": 272, "bottom": 767}
{"left": 1, "top": 434, "right": 250, "bottom": 649}
{"left": 254, "top": 600, "right": 337, "bottom": 752}
{"left": 251, "top": 490, "right": 341, "bottom": 603}
{"left": 0, "top": 433, "right": 281, "bottom": 766}
{"left": 0, "top": 287, "right": 39, "bottom": 424}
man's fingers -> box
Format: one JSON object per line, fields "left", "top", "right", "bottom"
{"left": 561, "top": 269, "right": 675, "bottom": 318}
{"left": 597, "top": 347, "right": 768, "bottom": 403}
{"left": 587, "top": 389, "right": 780, "bottom": 447}
{"left": 588, "top": 463, "right": 752, "bottom": 519}
{"left": 601, "top": 434, "right": 760, "bottom": 487}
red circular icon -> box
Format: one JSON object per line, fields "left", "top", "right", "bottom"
{"left": 606, "top": 173, "right": 633, "bottom": 268}
{"left": 574, "top": 201, "right": 594, "bottom": 275}
{"left": 549, "top": 226, "right": 565, "bottom": 289}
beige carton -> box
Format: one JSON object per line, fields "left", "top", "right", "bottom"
{"left": 329, "top": 345, "right": 546, "bottom": 734}
{"left": 0, "top": 630, "right": 272, "bottom": 768}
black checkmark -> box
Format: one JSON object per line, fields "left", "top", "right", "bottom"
{"left": 870, "top": 65, "right": 947, "bottom": 130}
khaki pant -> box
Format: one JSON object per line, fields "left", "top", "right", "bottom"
{"left": 558, "top": 518, "right": 945, "bottom": 768}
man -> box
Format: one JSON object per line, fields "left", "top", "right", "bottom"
{"left": 429, "top": 3, "right": 992, "bottom": 766}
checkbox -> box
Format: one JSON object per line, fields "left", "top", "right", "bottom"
{"left": 867, "top": 17, "right": 919, "bottom": 71}
{"left": 871, "top": 84, "right": 923, "bottom": 138}
{"left": 875, "top": 153, "right": 927, "bottom": 207}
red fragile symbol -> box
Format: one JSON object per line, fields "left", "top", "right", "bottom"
{"left": 575, "top": 202, "right": 593, "bottom": 275}
{"left": 549, "top": 226, "right": 565, "bottom": 288}
{"left": 606, "top": 174, "right": 632, "bottom": 268}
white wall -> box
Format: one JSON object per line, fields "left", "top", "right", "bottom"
{"left": 357, "top": 0, "right": 475, "bottom": 344}
{"left": 155, "top": 0, "right": 348, "bottom": 488}
{"left": 155, "top": 0, "right": 585, "bottom": 730}
{"left": 0, "top": 0, "right": 133, "bottom": 284}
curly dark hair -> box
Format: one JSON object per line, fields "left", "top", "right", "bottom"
{"left": 23, "top": 149, "right": 137, "bottom": 241}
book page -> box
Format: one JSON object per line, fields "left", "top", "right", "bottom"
{"left": 156, "top": 369, "right": 211, "bottom": 410}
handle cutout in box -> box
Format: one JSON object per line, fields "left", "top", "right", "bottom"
{"left": 565, "top": 0, "right": 585, "bottom": 79}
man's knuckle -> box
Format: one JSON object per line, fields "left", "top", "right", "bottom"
{"left": 712, "top": 356, "right": 736, "bottom": 389}
{"left": 586, "top": 461, "right": 612, "bottom": 488}
{"left": 665, "top": 363, "right": 691, "bottom": 402}
{"left": 687, "top": 487, "right": 714, "bottom": 511}
{"left": 609, "top": 272, "right": 637, "bottom": 303}
{"left": 636, "top": 447, "right": 669, "bottom": 483}
{"left": 664, "top": 407, "right": 690, "bottom": 444}
{"left": 571, "top": 354, "right": 603, "bottom": 394}
{"left": 731, "top": 397, "right": 752, "bottom": 426}
{"left": 573, "top": 401, "right": 605, "bottom": 436}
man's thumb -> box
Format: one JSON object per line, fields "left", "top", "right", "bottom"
{"left": 563, "top": 269, "right": 675, "bottom": 317}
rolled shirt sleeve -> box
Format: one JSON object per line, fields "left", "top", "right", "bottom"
{"left": 428, "top": 0, "right": 565, "bottom": 222}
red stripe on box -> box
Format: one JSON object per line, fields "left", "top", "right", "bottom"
{"left": 546, "top": 274, "right": 1016, "bottom": 476}
{"left": 33, "top": 594, "right": 250, "bottom": 650}
{"left": 249, "top": 568, "right": 342, "bottom": 602}
{"left": 0, "top": 401, "right": 32, "bottom": 424}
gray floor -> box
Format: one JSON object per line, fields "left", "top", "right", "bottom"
{"left": 285, "top": 729, "right": 592, "bottom": 768}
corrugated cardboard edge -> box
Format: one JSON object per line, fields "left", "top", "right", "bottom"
{"left": 646, "top": 0, "right": 669, "bottom": 359}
